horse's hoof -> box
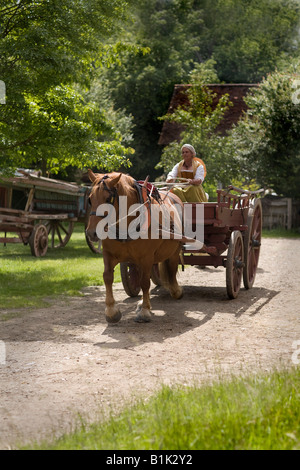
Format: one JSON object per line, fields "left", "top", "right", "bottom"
{"left": 105, "top": 309, "right": 122, "bottom": 324}
{"left": 134, "top": 308, "right": 152, "bottom": 323}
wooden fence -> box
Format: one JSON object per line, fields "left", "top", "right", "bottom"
{"left": 262, "top": 196, "right": 300, "bottom": 230}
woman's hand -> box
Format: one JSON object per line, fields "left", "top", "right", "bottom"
{"left": 188, "top": 178, "right": 202, "bottom": 185}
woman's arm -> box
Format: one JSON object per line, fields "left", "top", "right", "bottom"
{"left": 166, "top": 163, "right": 179, "bottom": 182}
{"left": 188, "top": 165, "right": 205, "bottom": 185}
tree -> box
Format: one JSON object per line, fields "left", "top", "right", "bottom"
{"left": 228, "top": 67, "right": 300, "bottom": 197}
{"left": 195, "top": 0, "right": 300, "bottom": 83}
{"left": 0, "top": 0, "right": 133, "bottom": 175}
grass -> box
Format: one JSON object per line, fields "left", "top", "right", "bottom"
{"left": 25, "top": 367, "right": 300, "bottom": 450}
{"left": 263, "top": 228, "right": 300, "bottom": 238}
{"left": 0, "top": 223, "right": 121, "bottom": 311}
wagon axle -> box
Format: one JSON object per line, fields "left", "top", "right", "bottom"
{"left": 252, "top": 238, "right": 261, "bottom": 248}
{"left": 234, "top": 257, "right": 245, "bottom": 269}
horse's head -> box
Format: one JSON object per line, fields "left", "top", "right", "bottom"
{"left": 85, "top": 170, "right": 122, "bottom": 242}
{"left": 86, "top": 170, "right": 136, "bottom": 242}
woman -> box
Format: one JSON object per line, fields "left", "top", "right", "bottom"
{"left": 166, "top": 144, "right": 208, "bottom": 203}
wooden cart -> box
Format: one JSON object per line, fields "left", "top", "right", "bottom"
{"left": 120, "top": 185, "right": 263, "bottom": 299}
{"left": 0, "top": 170, "right": 100, "bottom": 256}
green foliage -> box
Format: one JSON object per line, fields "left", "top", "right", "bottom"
{"left": 0, "top": 0, "right": 133, "bottom": 175}
{"left": 228, "top": 68, "right": 300, "bottom": 197}
{"left": 197, "top": 0, "right": 300, "bottom": 83}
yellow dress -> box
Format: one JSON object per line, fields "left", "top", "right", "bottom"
{"left": 171, "top": 159, "right": 208, "bottom": 203}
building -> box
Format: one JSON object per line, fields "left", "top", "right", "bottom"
{"left": 158, "top": 83, "right": 258, "bottom": 146}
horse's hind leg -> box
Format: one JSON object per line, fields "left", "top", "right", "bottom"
{"left": 103, "top": 252, "right": 122, "bottom": 323}
{"left": 135, "top": 266, "right": 152, "bottom": 323}
{"left": 160, "top": 250, "right": 183, "bottom": 300}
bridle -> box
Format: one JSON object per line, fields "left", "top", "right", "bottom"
{"left": 89, "top": 175, "right": 118, "bottom": 215}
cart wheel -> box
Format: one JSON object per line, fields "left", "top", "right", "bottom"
{"left": 151, "top": 264, "right": 162, "bottom": 286}
{"left": 243, "top": 199, "right": 262, "bottom": 289}
{"left": 226, "top": 230, "right": 244, "bottom": 299}
{"left": 29, "top": 224, "right": 48, "bottom": 257}
{"left": 45, "top": 220, "right": 74, "bottom": 248}
{"left": 120, "top": 262, "right": 141, "bottom": 297}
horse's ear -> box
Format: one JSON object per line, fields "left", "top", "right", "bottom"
{"left": 110, "top": 173, "right": 122, "bottom": 187}
{"left": 88, "top": 169, "right": 97, "bottom": 183}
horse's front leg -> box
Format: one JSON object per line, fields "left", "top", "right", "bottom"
{"left": 103, "top": 252, "right": 122, "bottom": 323}
{"left": 135, "top": 265, "right": 152, "bottom": 323}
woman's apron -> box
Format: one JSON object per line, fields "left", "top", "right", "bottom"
{"left": 171, "top": 159, "right": 208, "bottom": 203}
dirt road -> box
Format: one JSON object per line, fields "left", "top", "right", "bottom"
{"left": 0, "top": 237, "right": 300, "bottom": 449}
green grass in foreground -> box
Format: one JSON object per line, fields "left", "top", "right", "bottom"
{"left": 27, "top": 367, "right": 300, "bottom": 450}
{"left": 0, "top": 224, "right": 120, "bottom": 310}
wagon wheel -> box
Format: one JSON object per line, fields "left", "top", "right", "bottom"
{"left": 243, "top": 199, "right": 262, "bottom": 289}
{"left": 151, "top": 264, "right": 162, "bottom": 286}
{"left": 44, "top": 220, "right": 74, "bottom": 249}
{"left": 226, "top": 230, "right": 244, "bottom": 299}
{"left": 29, "top": 224, "right": 48, "bottom": 257}
{"left": 120, "top": 262, "right": 141, "bottom": 297}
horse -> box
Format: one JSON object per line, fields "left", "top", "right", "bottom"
{"left": 86, "top": 170, "right": 185, "bottom": 323}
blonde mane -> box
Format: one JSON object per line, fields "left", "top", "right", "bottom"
{"left": 91, "top": 172, "right": 136, "bottom": 200}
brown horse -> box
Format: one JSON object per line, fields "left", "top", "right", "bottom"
{"left": 86, "top": 170, "right": 184, "bottom": 323}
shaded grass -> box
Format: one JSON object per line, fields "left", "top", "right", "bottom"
{"left": 263, "top": 228, "right": 300, "bottom": 238}
{"left": 0, "top": 224, "right": 120, "bottom": 311}
{"left": 26, "top": 367, "right": 300, "bottom": 450}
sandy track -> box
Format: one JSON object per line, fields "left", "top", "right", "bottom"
{"left": 0, "top": 237, "right": 300, "bottom": 448}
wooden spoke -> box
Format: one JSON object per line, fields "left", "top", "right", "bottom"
{"left": 44, "top": 220, "right": 74, "bottom": 248}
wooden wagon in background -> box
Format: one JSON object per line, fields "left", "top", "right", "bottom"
{"left": 0, "top": 170, "right": 100, "bottom": 256}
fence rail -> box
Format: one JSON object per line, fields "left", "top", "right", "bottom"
{"left": 261, "top": 196, "right": 300, "bottom": 230}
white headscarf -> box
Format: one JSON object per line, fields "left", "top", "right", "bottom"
{"left": 181, "top": 144, "right": 196, "bottom": 156}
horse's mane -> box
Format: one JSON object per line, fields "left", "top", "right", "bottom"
{"left": 92, "top": 172, "right": 136, "bottom": 199}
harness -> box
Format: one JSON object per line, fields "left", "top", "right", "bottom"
{"left": 89, "top": 175, "right": 161, "bottom": 241}
{"left": 89, "top": 175, "right": 117, "bottom": 215}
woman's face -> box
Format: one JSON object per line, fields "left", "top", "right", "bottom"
{"left": 181, "top": 147, "right": 194, "bottom": 163}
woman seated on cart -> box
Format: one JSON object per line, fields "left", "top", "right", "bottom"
{"left": 166, "top": 144, "right": 208, "bottom": 203}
